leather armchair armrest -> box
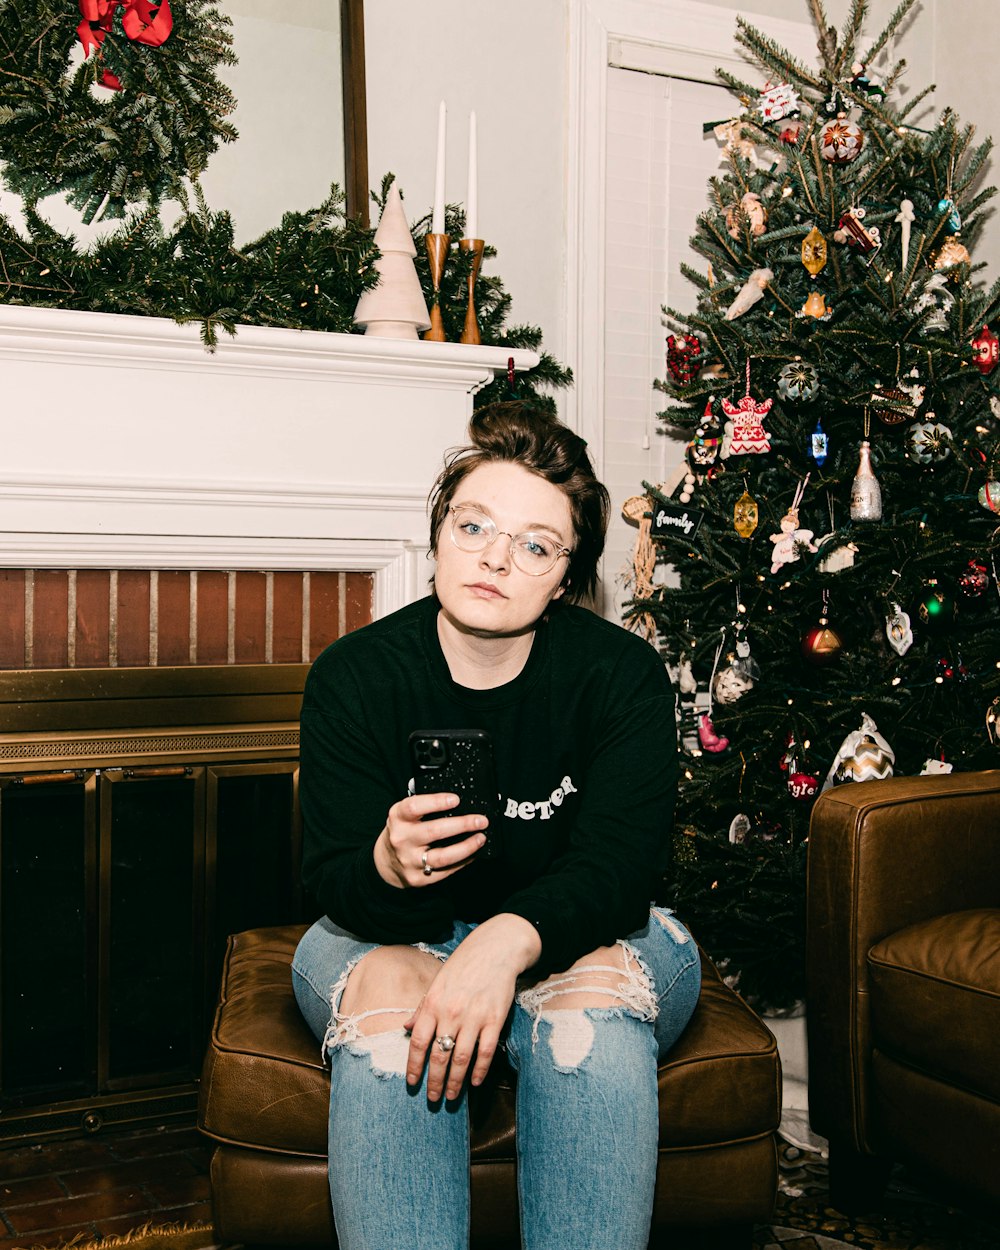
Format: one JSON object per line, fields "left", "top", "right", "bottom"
{"left": 805, "top": 770, "right": 1000, "bottom": 1150}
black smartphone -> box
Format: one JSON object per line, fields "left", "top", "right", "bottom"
{"left": 408, "top": 728, "right": 499, "bottom": 858}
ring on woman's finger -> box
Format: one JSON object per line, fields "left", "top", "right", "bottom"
{"left": 435, "top": 1034, "right": 456, "bottom": 1053}
{"left": 421, "top": 851, "right": 433, "bottom": 877}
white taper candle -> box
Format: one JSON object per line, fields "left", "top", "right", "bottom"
{"left": 466, "top": 111, "right": 478, "bottom": 240}
{"left": 432, "top": 101, "right": 446, "bottom": 235}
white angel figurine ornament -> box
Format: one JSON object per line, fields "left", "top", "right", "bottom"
{"left": 725, "top": 268, "right": 773, "bottom": 321}
{"left": 769, "top": 477, "right": 816, "bottom": 574}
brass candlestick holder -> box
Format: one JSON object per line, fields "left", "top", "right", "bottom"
{"left": 459, "top": 238, "right": 485, "bottom": 345}
{"left": 423, "top": 233, "right": 450, "bottom": 341}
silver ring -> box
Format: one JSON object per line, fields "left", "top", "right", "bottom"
{"left": 421, "top": 851, "right": 433, "bottom": 876}
{"left": 436, "top": 1034, "right": 456, "bottom": 1053}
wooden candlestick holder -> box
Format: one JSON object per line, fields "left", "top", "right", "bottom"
{"left": 459, "top": 238, "right": 485, "bottom": 345}
{"left": 423, "top": 233, "right": 450, "bottom": 341}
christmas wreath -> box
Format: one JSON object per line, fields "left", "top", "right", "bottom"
{"left": 0, "top": 0, "right": 237, "bottom": 222}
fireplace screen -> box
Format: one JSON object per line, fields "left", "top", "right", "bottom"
{"left": 0, "top": 567, "right": 373, "bottom": 1144}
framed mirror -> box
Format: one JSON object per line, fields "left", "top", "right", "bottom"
{"left": 341, "top": 0, "right": 369, "bottom": 226}
{"left": 200, "top": 0, "right": 369, "bottom": 238}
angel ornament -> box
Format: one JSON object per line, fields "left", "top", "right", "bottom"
{"left": 725, "top": 267, "right": 773, "bottom": 321}
{"left": 770, "top": 477, "right": 817, "bottom": 574}
{"left": 721, "top": 362, "right": 773, "bottom": 457}
{"left": 713, "top": 119, "right": 758, "bottom": 167}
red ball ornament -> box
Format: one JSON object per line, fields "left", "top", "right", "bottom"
{"left": 666, "top": 334, "right": 702, "bottom": 386}
{"left": 958, "top": 559, "right": 990, "bottom": 598}
{"left": 971, "top": 325, "right": 999, "bottom": 375}
{"left": 788, "top": 771, "right": 819, "bottom": 801}
{"left": 801, "top": 616, "right": 843, "bottom": 664}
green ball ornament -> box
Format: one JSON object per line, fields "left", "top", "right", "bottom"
{"left": 915, "top": 579, "right": 956, "bottom": 631}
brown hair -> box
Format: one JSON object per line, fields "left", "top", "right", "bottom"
{"left": 428, "top": 402, "right": 610, "bottom": 603}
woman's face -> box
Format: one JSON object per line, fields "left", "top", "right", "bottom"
{"left": 433, "top": 461, "right": 573, "bottom": 639}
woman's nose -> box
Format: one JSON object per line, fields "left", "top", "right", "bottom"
{"left": 479, "top": 535, "right": 511, "bottom": 573}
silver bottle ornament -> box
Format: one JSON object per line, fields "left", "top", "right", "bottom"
{"left": 850, "top": 440, "right": 882, "bottom": 521}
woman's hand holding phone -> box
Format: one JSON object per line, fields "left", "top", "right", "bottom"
{"left": 373, "top": 793, "right": 488, "bottom": 889}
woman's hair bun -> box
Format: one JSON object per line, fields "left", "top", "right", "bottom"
{"left": 469, "top": 402, "right": 590, "bottom": 481}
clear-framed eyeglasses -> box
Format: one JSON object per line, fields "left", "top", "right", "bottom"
{"left": 448, "top": 505, "right": 572, "bottom": 576}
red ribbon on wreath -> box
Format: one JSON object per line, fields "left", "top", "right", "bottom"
{"left": 77, "top": 0, "right": 173, "bottom": 90}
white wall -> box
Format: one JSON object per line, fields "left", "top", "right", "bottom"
{"left": 364, "top": 1, "right": 568, "bottom": 367}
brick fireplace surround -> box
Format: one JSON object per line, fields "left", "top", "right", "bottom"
{"left": 0, "top": 306, "right": 536, "bottom": 1144}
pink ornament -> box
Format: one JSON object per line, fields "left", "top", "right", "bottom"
{"left": 697, "top": 713, "right": 729, "bottom": 753}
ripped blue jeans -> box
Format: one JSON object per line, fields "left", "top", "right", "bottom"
{"left": 291, "top": 908, "right": 701, "bottom": 1250}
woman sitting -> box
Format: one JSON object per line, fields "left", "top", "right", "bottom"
{"left": 291, "top": 403, "right": 700, "bottom": 1250}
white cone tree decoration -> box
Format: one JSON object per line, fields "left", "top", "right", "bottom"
{"left": 353, "top": 184, "right": 431, "bottom": 339}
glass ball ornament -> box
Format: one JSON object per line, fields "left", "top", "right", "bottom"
{"left": 978, "top": 480, "right": 1000, "bottom": 513}
{"left": 938, "top": 197, "right": 962, "bottom": 234}
{"left": 932, "top": 237, "right": 971, "bottom": 277}
{"left": 801, "top": 615, "right": 844, "bottom": 664}
{"left": 906, "top": 419, "right": 952, "bottom": 464}
{"left": 820, "top": 115, "right": 864, "bottom": 163}
{"left": 915, "top": 579, "right": 956, "bottom": 631}
{"left": 777, "top": 360, "right": 820, "bottom": 402}
{"left": 958, "top": 559, "right": 990, "bottom": 599}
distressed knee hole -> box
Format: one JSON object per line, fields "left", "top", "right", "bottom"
{"left": 324, "top": 1003, "right": 416, "bottom": 1070}
{"left": 545, "top": 1010, "right": 596, "bottom": 1069}
{"left": 341, "top": 1025, "right": 412, "bottom": 1079}
{"left": 651, "top": 908, "right": 691, "bottom": 944}
{"left": 516, "top": 945, "right": 658, "bottom": 1063}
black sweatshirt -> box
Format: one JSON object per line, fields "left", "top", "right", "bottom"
{"left": 299, "top": 595, "right": 677, "bottom": 975}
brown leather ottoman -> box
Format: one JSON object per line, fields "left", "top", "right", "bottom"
{"left": 198, "top": 925, "right": 780, "bottom": 1249}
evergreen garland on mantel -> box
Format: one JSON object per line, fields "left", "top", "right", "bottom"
{"left": 0, "top": 4, "right": 570, "bottom": 410}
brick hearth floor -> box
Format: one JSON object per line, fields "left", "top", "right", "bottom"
{"left": 0, "top": 1123, "right": 215, "bottom": 1250}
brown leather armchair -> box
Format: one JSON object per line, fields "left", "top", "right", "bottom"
{"left": 806, "top": 770, "right": 1000, "bottom": 1212}
{"left": 198, "top": 925, "right": 781, "bottom": 1249}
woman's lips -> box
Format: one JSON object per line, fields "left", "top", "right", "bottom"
{"left": 468, "top": 582, "right": 507, "bottom": 599}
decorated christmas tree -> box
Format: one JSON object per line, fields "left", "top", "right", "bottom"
{"left": 624, "top": 0, "right": 1000, "bottom": 1010}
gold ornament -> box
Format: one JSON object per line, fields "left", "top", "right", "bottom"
{"left": 800, "top": 290, "right": 831, "bottom": 319}
{"left": 734, "top": 488, "right": 759, "bottom": 537}
{"left": 801, "top": 226, "right": 828, "bottom": 277}
{"left": 932, "top": 237, "right": 971, "bottom": 281}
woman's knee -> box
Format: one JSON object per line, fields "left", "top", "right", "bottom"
{"left": 338, "top": 944, "right": 441, "bottom": 1031}
{"left": 511, "top": 942, "right": 658, "bottom": 1072}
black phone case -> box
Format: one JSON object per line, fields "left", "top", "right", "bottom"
{"left": 409, "top": 729, "right": 499, "bottom": 858}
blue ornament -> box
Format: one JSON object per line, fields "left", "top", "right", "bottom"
{"left": 937, "top": 198, "right": 962, "bottom": 234}
{"left": 809, "top": 419, "right": 828, "bottom": 466}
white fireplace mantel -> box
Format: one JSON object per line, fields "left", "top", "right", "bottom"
{"left": 0, "top": 306, "right": 538, "bottom": 617}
